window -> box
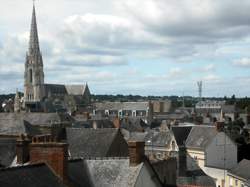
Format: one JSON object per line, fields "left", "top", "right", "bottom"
{"left": 229, "top": 177, "right": 233, "bottom": 187}
{"left": 171, "top": 141, "right": 176, "bottom": 150}
{"left": 29, "top": 69, "right": 33, "bottom": 83}
{"left": 235, "top": 179, "right": 238, "bottom": 186}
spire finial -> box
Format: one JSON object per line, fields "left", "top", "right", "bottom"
{"left": 29, "top": 0, "right": 40, "bottom": 55}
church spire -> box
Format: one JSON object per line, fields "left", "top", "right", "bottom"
{"left": 29, "top": 4, "right": 40, "bottom": 55}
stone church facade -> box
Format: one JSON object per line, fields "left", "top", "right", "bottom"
{"left": 23, "top": 5, "right": 91, "bottom": 112}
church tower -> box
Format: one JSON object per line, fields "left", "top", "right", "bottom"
{"left": 24, "top": 4, "right": 45, "bottom": 109}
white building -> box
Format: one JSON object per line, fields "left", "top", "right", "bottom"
{"left": 185, "top": 125, "right": 238, "bottom": 187}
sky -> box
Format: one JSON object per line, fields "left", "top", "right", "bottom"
{"left": 0, "top": 0, "right": 250, "bottom": 97}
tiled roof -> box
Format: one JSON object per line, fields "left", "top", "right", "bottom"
{"left": 94, "top": 102, "right": 149, "bottom": 111}
{"left": 185, "top": 126, "right": 217, "bottom": 150}
{"left": 66, "top": 128, "right": 128, "bottom": 158}
{"left": 229, "top": 159, "right": 250, "bottom": 180}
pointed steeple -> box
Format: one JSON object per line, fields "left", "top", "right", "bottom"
{"left": 29, "top": 4, "right": 40, "bottom": 55}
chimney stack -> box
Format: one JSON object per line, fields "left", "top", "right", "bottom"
{"left": 113, "top": 116, "right": 121, "bottom": 129}
{"left": 16, "top": 134, "right": 31, "bottom": 164}
{"left": 29, "top": 135, "right": 68, "bottom": 182}
{"left": 128, "top": 141, "right": 145, "bottom": 166}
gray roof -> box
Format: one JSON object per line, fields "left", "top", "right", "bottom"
{"left": 0, "top": 113, "right": 26, "bottom": 135}
{"left": 185, "top": 126, "right": 217, "bottom": 150}
{"left": 85, "top": 159, "right": 143, "bottom": 187}
{"left": 0, "top": 138, "right": 16, "bottom": 167}
{"left": 66, "top": 128, "right": 128, "bottom": 158}
{"left": 0, "top": 163, "right": 66, "bottom": 187}
{"left": 68, "top": 159, "right": 93, "bottom": 187}
{"left": 0, "top": 113, "right": 72, "bottom": 136}
{"left": 145, "top": 131, "right": 174, "bottom": 147}
{"left": 120, "top": 117, "right": 146, "bottom": 132}
{"left": 65, "top": 85, "right": 88, "bottom": 95}
{"left": 94, "top": 102, "right": 149, "bottom": 111}
{"left": 229, "top": 159, "right": 250, "bottom": 180}
{"left": 222, "top": 105, "right": 236, "bottom": 113}
{"left": 44, "top": 84, "right": 88, "bottom": 96}
{"left": 44, "top": 84, "right": 67, "bottom": 95}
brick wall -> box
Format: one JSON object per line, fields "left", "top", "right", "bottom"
{"left": 128, "top": 141, "right": 145, "bottom": 166}
{"left": 29, "top": 136, "right": 68, "bottom": 182}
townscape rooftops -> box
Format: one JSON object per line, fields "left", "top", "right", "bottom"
{"left": 0, "top": 112, "right": 72, "bottom": 136}
{"left": 0, "top": 163, "right": 66, "bottom": 187}
{"left": 229, "top": 159, "right": 250, "bottom": 180}
{"left": 185, "top": 126, "right": 217, "bottom": 150}
{"left": 120, "top": 117, "right": 146, "bottom": 132}
{"left": 94, "top": 101, "right": 149, "bottom": 111}
{"left": 66, "top": 128, "right": 128, "bottom": 158}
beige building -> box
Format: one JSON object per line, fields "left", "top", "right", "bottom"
{"left": 185, "top": 125, "right": 238, "bottom": 187}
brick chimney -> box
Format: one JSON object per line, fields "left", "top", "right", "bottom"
{"left": 16, "top": 134, "right": 31, "bottom": 164}
{"left": 128, "top": 141, "right": 145, "bottom": 166}
{"left": 113, "top": 116, "right": 121, "bottom": 128}
{"left": 29, "top": 135, "right": 68, "bottom": 182}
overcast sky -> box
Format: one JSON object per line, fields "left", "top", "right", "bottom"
{"left": 0, "top": 0, "right": 250, "bottom": 97}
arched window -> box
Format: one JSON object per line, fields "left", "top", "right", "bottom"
{"left": 29, "top": 69, "right": 33, "bottom": 83}
{"left": 172, "top": 141, "right": 176, "bottom": 150}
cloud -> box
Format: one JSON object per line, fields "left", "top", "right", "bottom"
{"left": 202, "top": 74, "right": 220, "bottom": 82}
{"left": 202, "top": 64, "right": 216, "bottom": 72}
{"left": 233, "top": 58, "right": 250, "bottom": 67}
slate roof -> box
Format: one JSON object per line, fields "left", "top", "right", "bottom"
{"left": 44, "top": 84, "right": 67, "bottom": 95}
{"left": 65, "top": 85, "right": 88, "bottom": 96}
{"left": 90, "top": 119, "right": 114, "bottom": 128}
{"left": 68, "top": 159, "right": 93, "bottom": 187}
{"left": 86, "top": 159, "right": 142, "bottom": 187}
{"left": 171, "top": 126, "right": 192, "bottom": 146}
{"left": 94, "top": 102, "right": 149, "bottom": 111}
{"left": 0, "top": 113, "right": 73, "bottom": 136}
{"left": 185, "top": 126, "right": 217, "bottom": 150}
{"left": 66, "top": 128, "right": 128, "bottom": 158}
{"left": 120, "top": 117, "right": 146, "bottom": 132}
{"left": 229, "top": 159, "right": 250, "bottom": 180}
{"left": 222, "top": 105, "right": 236, "bottom": 113}
{"left": 0, "top": 163, "right": 66, "bottom": 187}
{"left": 0, "top": 138, "right": 16, "bottom": 167}
{"left": 0, "top": 113, "right": 26, "bottom": 135}
{"left": 145, "top": 130, "right": 174, "bottom": 147}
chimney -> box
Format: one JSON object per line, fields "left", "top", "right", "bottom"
{"left": 128, "top": 141, "right": 145, "bottom": 166}
{"left": 113, "top": 116, "right": 121, "bottom": 128}
{"left": 215, "top": 109, "right": 225, "bottom": 132}
{"left": 16, "top": 134, "right": 31, "bottom": 164}
{"left": 29, "top": 135, "right": 68, "bottom": 182}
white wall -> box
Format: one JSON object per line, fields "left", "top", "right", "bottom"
{"left": 206, "top": 132, "right": 237, "bottom": 170}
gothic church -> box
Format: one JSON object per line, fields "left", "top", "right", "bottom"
{"left": 23, "top": 5, "right": 91, "bottom": 112}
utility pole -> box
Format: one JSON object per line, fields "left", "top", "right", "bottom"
{"left": 197, "top": 81, "right": 202, "bottom": 102}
